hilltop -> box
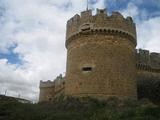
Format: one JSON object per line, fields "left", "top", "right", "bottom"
{"left": 1, "top": 96, "right": 160, "bottom": 120}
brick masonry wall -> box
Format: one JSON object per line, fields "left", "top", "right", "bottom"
{"left": 39, "top": 87, "right": 55, "bottom": 102}
{"left": 65, "top": 9, "right": 137, "bottom": 100}
{"left": 65, "top": 33, "right": 137, "bottom": 99}
{"left": 66, "top": 9, "right": 136, "bottom": 44}
{"left": 39, "top": 9, "right": 160, "bottom": 102}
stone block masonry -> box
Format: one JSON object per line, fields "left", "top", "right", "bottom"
{"left": 65, "top": 9, "right": 137, "bottom": 100}
{"left": 39, "top": 8, "right": 160, "bottom": 102}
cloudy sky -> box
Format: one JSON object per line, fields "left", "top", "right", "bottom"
{"left": 0, "top": 0, "right": 159, "bottom": 102}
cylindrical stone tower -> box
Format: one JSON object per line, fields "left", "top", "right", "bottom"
{"left": 65, "top": 9, "right": 137, "bottom": 100}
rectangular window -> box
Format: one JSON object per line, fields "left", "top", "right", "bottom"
{"left": 82, "top": 67, "right": 92, "bottom": 72}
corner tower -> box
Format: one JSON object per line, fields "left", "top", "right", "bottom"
{"left": 65, "top": 9, "right": 137, "bottom": 99}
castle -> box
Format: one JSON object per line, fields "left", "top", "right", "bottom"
{"left": 39, "top": 9, "right": 160, "bottom": 102}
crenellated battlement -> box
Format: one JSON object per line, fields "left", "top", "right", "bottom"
{"left": 136, "top": 49, "right": 160, "bottom": 72}
{"left": 39, "top": 74, "right": 65, "bottom": 88}
{"left": 39, "top": 74, "right": 65, "bottom": 102}
{"left": 40, "top": 80, "right": 55, "bottom": 88}
{"left": 39, "top": 8, "right": 160, "bottom": 102}
{"left": 66, "top": 8, "right": 137, "bottom": 48}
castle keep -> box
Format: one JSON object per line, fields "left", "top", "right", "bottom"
{"left": 39, "top": 9, "right": 160, "bottom": 102}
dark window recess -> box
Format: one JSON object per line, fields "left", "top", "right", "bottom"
{"left": 100, "top": 10, "right": 104, "bottom": 13}
{"left": 82, "top": 67, "right": 92, "bottom": 72}
{"left": 81, "top": 27, "right": 90, "bottom": 31}
{"left": 79, "top": 82, "right": 82, "bottom": 85}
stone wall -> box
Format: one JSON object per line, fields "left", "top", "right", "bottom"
{"left": 65, "top": 9, "right": 137, "bottom": 100}
{"left": 39, "top": 49, "right": 160, "bottom": 102}
{"left": 54, "top": 75, "right": 65, "bottom": 98}
{"left": 66, "top": 8, "right": 136, "bottom": 47}
{"left": 136, "top": 49, "right": 160, "bottom": 70}
{"left": 39, "top": 75, "right": 65, "bottom": 102}
{"left": 39, "top": 80, "right": 55, "bottom": 102}
{"left": 39, "top": 9, "right": 160, "bottom": 102}
{"left": 136, "top": 49, "right": 160, "bottom": 81}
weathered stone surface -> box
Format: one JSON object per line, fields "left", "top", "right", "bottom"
{"left": 65, "top": 9, "right": 137, "bottom": 100}
{"left": 39, "top": 9, "right": 160, "bottom": 102}
{"left": 136, "top": 49, "right": 160, "bottom": 70}
{"left": 39, "top": 75, "right": 65, "bottom": 102}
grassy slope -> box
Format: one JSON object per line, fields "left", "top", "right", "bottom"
{"left": 0, "top": 97, "right": 160, "bottom": 120}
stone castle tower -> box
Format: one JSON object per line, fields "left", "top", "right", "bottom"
{"left": 65, "top": 9, "right": 137, "bottom": 99}
{"left": 39, "top": 9, "right": 160, "bottom": 102}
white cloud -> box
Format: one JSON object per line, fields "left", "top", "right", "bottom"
{"left": 120, "top": 2, "right": 139, "bottom": 18}
{"left": 137, "top": 17, "right": 160, "bottom": 52}
{"left": 0, "top": 0, "right": 105, "bottom": 102}
{"left": 120, "top": 2, "right": 160, "bottom": 53}
{"left": 91, "top": 0, "right": 105, "bottom": 9}
{"left": 0, "top": 0, "right": 159, "bottom": 102}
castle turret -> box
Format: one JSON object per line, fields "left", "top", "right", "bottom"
{"left": 39, "top": 80, "right": 55, "bottom": 102}
{"left": 136, "top": 49, "right": 160, "bottom": 81}
{"left": 65, "top": 9, "right": 137, "bottom": 100}
{"left": 39, "top": 74, "right": 66, "bottom": 102}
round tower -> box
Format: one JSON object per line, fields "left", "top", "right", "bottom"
{"left": 65, "top": 9, "right": 137, "bottom": 100}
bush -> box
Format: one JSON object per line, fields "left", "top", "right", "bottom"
{"left": 138, "top": 79, "right": 160, "bottom": 104}
{"left": 0, "top": 97, "right": 160, "bottom": 120}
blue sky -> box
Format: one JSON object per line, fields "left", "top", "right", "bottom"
{"left": 0, "top": 0, "right": 160, "bottom": 65}
{"left": 0, "top": 43, "right": 23, "bottom": 64}
{"left": 106, "top": 0, "right": 160, "bottom": 13}
{"left": 0, "top": 0, "right": 159, "bottom": 101}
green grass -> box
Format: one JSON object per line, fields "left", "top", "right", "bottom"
{"left": 0, "top": 96, "right": 160, "bottom": 120}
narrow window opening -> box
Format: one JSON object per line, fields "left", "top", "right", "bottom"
{"left": 79, "top": 82, "right": 82, "bottom": 85}
{"left": 82, "top": 67, "right": 92, "bottom": 72}
{"left": 100, "top": 10, "right": 104, "bottom": 13}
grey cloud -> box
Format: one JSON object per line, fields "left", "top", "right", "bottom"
{"left": 0, "top": 0, "right": 105, "bottom": 101}
{"left": 1, "top": 0, "right": 159, "bottom": 102}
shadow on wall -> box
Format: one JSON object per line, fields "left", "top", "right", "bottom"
{"left": 138, "top": 77, "right": 160, "bottom": 104}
